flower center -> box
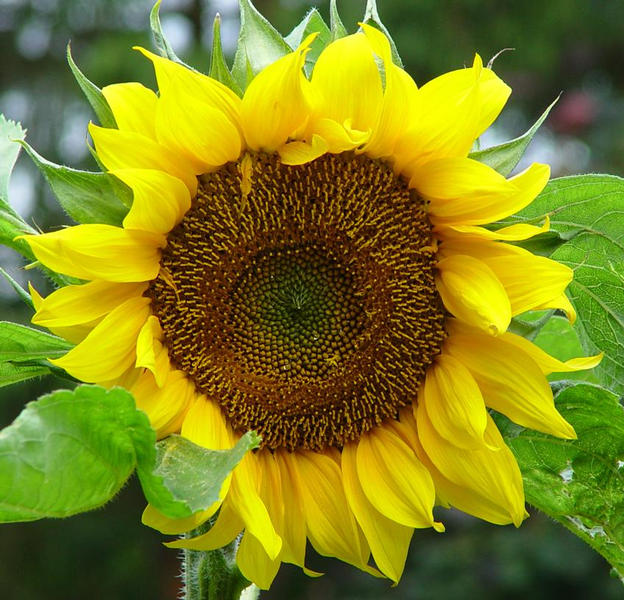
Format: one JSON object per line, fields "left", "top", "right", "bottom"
{"left": 147, "top": 152, "right": 446, "bottom": 451}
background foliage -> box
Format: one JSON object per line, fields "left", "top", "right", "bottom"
{"left": 1, "top": 0, "right": 624, "bottom": 598}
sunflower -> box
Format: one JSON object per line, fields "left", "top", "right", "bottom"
{"left": 20, "top": 25, "right": 601, "bottom": 588}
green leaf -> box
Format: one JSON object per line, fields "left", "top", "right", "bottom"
{"left": 470, "top": 96, "right": 559, "bottom": 177}
{"left": 329, "top": 0, "right": 348, "bottom": 41}
{"left": 209, "top": 13, "right": 243, "bottom": 96}
{"left": 149, "top": 0, "right": 193, "bottom": 69}
{"left": 137, "top": 432, "right": 260, "bottom": 520}
{"left": 0, "top": 114, "right": 36, "bottom": 259}
{"left": 232, "top": 0, "right": 292, "bottom": 91}
{"left": 285, "top": 8, "right": 331, "bottom": 77}
{"left": 0, "top": 322, "right": 72, "bottom": 363}
{"left": 502, "top": 175, "right": 624, "bottom": 394}
{"left": 507, "top": 384, "right": 624, "bottom": 582}
{"left": 66, "top": 43, "right": 117, "bottom": 129}
{"left": 0, "top": 386, "right": 151, "bottom": 521}
{"left": 20, "top": 141, "right": 130, "bottom": 225}
{"left": 0, "top": 362, "right": 50, "bottom": 389}
{"left": 0, "top": 384, "right": 259, "bottom": 523}
{"left": 0, "top": 267, "right": 33, "bottom": 309}
{"left": 362, "top": 0, "right": 403, "bottom": 67}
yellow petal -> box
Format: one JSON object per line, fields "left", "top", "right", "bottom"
{"left": 307, "top": 117, "right": 370, "bottom": 154}
{"left": 391, "top": 409, "right": 527, "bottom": 525}
{"left": 241, "top": 35, "right": 315, "bottom": 152}
{"left": 423, "top": 162, "right": 549, "bottom": 227}
{"left": 412, "top": 157, "right": 517, "bottom": 224}
{"left": 356, "top": 426, "right": 441, "bottom": 531}
{"left": 19, "top": 224, "right": 163, "bottom": 282}
{"left": 417, "top": 406, "right": 526, "bottom": 526}
{"left": 501, "top": 330, "right": 603, "bottom": 375}
{"left": 142, "top": 501, "right": 220, "bottom": 536}
{"left": 445, "top": 326, "right": 576, "bottom": 439}
{"left": 284, "top": 450, "right": 370, "bottom": 570}
{"left": 28, "top": 283, "right": 98, "bottom": 344}
{"left": 101, "top": 82, "right": 158, "bottom": 139}
{"left": 440, "top": 239, "right": 573, "bottom": 318}
{"left": 135, "top": 315, "right": 165, "bottom": 382}
{"left": 89, "top": 123, "right": 197, "bottom": 194}
{"left": 439, "top": 216, "right": 550, "bottom": 242}
{"left": 236, "top": 530, "right": 281, "bottom": 590}
{"left": 532, "top": 293, "right": 577, "bottom": 324}
{"left": 181, "top": 395, "right": 234, "bottom": 450}
{"left": 274, "top": 450, "right": 319, "bottom": 574}
{"left": 423, "top": 353, "right": 488, "bottom": 449}
{"left": 360, "top": 24, "right": 419, "bottom": 159}
{"left": 311, "top": 32, "right": 383, "bottom": 135}
{"left": 165, "top": 499, "right": 243, "bottom": 549}
{"left": 278, "top": 134, "right": 328, "bottom": 165}
{"left": 395, "top": 54, "right": 509, "bottom": 172}
{"left": 155, "top": 88, "right": 242, "bottom": 171}
{"left": 228, "top": 453, "right": 282, "bottom": 560}
{"left": 113, "top": 169, "right": 191, "bottom": 234}
{"left": 32, "top": 280, "right": 146, "bottom": 328}
{"left": 436, "top": 254, "right": 511, "bottom": 334}
{"left": 132, "top": 369, "right": 195, "bottom": 438}
{"left": 51, "top": 296, "right": 150, "bottom": 382}
{"left": 136, "top": 46, "right": 243, "bottom": 139}
{"left": 341, "top": 442, "right": 413, "bottom": 583}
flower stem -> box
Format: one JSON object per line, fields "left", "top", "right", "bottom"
{"left": 182, "top": 521, "right": 257, "bottom": 600}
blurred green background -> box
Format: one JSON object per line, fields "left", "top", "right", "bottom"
{"left": 1, "top": 0, "right": 623, "bottom": 598}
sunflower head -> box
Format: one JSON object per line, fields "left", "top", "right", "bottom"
{"left": 19, "top": 1, "right": 602, "bottom": 590}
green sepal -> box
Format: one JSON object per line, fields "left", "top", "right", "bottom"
{"left": 0, "top": 267, "right": 34, "bottom": 309}
{"left": 138, "top": 432, "right": 260, "bottom": 520}
{"left": 232, "top": 0, "right": 291, "bottom": 91}
{"left": 149, "top": 0, "right": 195, "bottom": 70}
{"left": 19, "top": 141, "right": 130, "bottom": 225}
{"left": 66, "top": 43, "right": 117, "bottom": 129}
{"left": 330, "top": 0, "right": 348, "bottom": 41}
{"left": 362, "top": 0, "right": 403, "bottom": 67}
{"left": 0, "top": 114, "right": 36, "bottom": 260}
{"left": 501, "top": 383, "right": 624, "bottom": 581}
{"left": 470, "top": 96, "right": 559, "bottom": 176}
{"left": 499, "top": 174, "right": 624, "bottom": 395}
{"left": 209, "top": 13, "right": 243, "bottom": 96}
{"left": 285, "top": 8, "right": 331, "bottom": 76}
{"left": 0, "top": 322, "right": 72, "bottom": 363}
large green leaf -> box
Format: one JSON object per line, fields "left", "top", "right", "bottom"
{"left": 0, "top": 386, "right": 148, "bottom": 521}
{"left": 232, "top": 0, "right": 291, "bottom": 90}
{"left": 0, "top": 385, "right": 259, "bottom": 523}
{"left": 502, "top": 175, "right": 624, "bottom": 394}
{"left": 20, "top": 141, "right": 130, "bottom": 225}
{"left": 0, "top": 322, "right": 72, "bottom": 362}
{"left": 66, "top": 44, "right": 116, "bottom": 129}
{"left": 285, "top": 8, "right": 331, "bottom": 77}
{"left": 505, "top": 384, "right": 624, "bottom": 582}
{"left": 0, "top": 114, "right": 36, "bottom": 259}
{"left": 470, "top": 96, "right": 559, "bottom": 176}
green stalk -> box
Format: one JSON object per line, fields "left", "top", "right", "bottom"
{"left": 182, "top": 522, "right": 259, "bottom": 600}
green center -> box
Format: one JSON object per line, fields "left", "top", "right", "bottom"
{"left": 229, "top": 243, "right": 365, "bottom": 380}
